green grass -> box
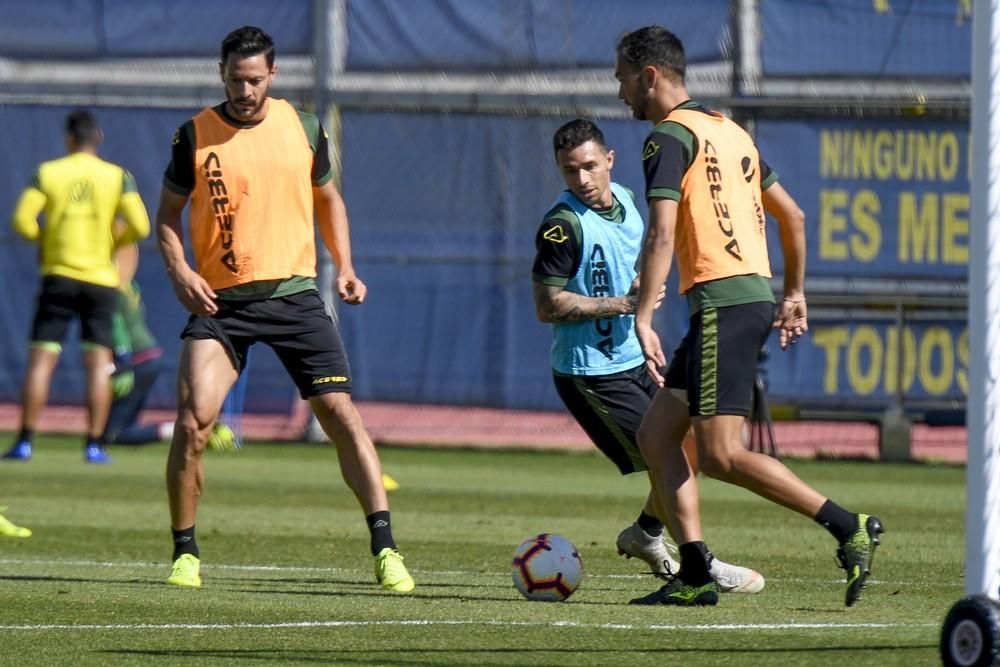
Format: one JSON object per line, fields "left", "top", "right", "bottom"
{"left": 0, "top": 435, "right": 962, "bottom": 666}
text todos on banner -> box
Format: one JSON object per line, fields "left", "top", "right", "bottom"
{"left": 810, "top": 323, "right": 967, "bottom": 398}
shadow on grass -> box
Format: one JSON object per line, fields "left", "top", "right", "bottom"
{"left": 101, "top": 643, "right": 937, "bottom": 664}
{"left": 218, "top": 584, "right": 604, "bottom": 605}
{"left": 0, "top": 574, "right": 621, "bottom": 605}
{"left": 0, "top": 574, "right": 149, "bottom": 585}
{"left": 213, "top": 575, "right": 609, "bottom": 604}
{"left": 0, "top": 573, "right": 770, "bottom": 609}
{"left": 214, "top": 576, "right": 509, "bottom": 588}
{"left": 215, "top": 574, "right": 647, "bottom": 592}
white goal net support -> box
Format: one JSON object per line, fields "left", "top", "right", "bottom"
{"left": 967, "top": 0, "right": 1000, "bottom": 599}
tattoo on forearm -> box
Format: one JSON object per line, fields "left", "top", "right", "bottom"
{"left": 539, "top": 289, "right": 632, "bottom": 322}
{"left": 559, "top": 297, "right": 623, "bottom": 320}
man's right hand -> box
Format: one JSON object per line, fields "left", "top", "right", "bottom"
{"left": 171, "top": 267, "right": 218, "bottom": 316}
{"left": 635, "top": 321, "right": 667, "bottom": 386}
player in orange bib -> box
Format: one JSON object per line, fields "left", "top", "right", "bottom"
{"left": 614, "top": 26, "right": 883, "bottom": 607}
{"left": 154, "top": 26, "right": 413, "bottom": 593}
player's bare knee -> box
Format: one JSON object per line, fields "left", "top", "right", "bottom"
{"left": 312, "top": 393, "right": 363, "bottom": 434}
{"left": 319, "top": 418, "right": 367, "bottom": 449}
{"left": 635, "top": 425, "right": 664, "bottom": 468}
{"left": 173, "top": 412, "right": 214, "bottom": 451}
{"left": 697, "top": 448, "right": 736, "bottom": 480}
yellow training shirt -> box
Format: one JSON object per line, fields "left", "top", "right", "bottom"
{"left": 11, "top": 152, "right": 150, "bottom": 287}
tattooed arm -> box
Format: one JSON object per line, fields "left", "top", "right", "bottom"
{"left": 532, "top": 282, "right": 635, "bottom": 323}
{"left": 532, "top": 281, "right": 665, "bottom": 323}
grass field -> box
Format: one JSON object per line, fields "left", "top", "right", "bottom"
{"left": 0, "top": 435, "right": 963, "bottom": 666}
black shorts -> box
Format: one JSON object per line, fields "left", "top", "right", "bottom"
{"left": 553, "top": 364, "right": 656, "bottom": 475}
{"left": 31, "top": 275, "right": 119, "bottom": 349}
{"left": 665, "top": 301, "right": 774, "bottom": 417}
{"left": 181, "top": 290, "right": 352, "bottom": 398}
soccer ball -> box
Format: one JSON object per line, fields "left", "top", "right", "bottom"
{"left": 511, "top": 533, "right": 583, "bottom": 602}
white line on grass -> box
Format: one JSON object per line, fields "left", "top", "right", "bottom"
{"left": 0, "top": 619, "right": 939, "bottom": 632}
{"left": 0, "top": 558, "right": 892, "bottom": 585}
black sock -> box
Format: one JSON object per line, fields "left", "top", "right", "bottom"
{"left": 678, "top": 541, "right": 714, "bottom": 585}
{"left": 172, "top": 526, "right": 199, "bottom": 560}
{"left": 85, "top": 435, "right": 104, "bottom": 448}
{"left": 636, "top": 511, "right": 664, "bottom": 537}
{"left": 815, "top": 499, "right": 858, "bottom": 543}
{"left": 17, "top": 427, "right": 33, "bottom": 444}
{"left": 366, "top": 511, "right": 396, "bottom": 555}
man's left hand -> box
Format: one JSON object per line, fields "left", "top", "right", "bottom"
{"left": 774, "top": 298, "right": 808, "bottom": 349}
{"left": 337, "top": 272, "right": 368, "bottom": 305}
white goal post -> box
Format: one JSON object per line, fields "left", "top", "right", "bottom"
{"left": 967, "top": 0, "right": 1000, "bottom": 599}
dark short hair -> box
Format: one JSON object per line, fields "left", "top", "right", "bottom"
{"left": 65, "top": 110, "right": 100, "bottom": 145}
{"left": 220, "top": 25, "right": 275, "bottom": 67}
{"left": 617, "top": 26, "right": 686, "bottom": 82}
{"left": 553, "top": 119, "right": 607, "bottom": 156}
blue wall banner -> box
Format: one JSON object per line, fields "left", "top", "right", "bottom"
{"left": 768, "top": 319, "right": 967, "bottom": 404}
{"left": 757, "top": 119, "right": 969, "bottom": 279}
{"left": 0, "top": 108, "right": 972, "bottom": 414}
{"left": 346, "top": 0, "right": 731, "bottom": 71}
{"left": 762, "top": 0, "right": 971, "bottom": 78}
{"left": 0, "top": 0, "right": 312, "bottom": 58}
{"left": 0, "top": 3, "right": 976, "bottom": 418}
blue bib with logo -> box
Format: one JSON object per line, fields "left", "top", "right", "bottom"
{"left": 550, "top": 182, "right": 645, "bottom": 376}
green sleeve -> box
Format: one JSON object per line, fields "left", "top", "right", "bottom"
{"left": 110, "top": 293, "right": 132, "bottom": 358}
{"left": 122, "top": 169, "right": 138, "bottom": 193}
{"left": 296, "top": 110, "right": 334, "bottom": 186}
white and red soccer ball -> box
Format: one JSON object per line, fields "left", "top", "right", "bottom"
{"left": 511, "top": 533, "right": 583, "bottom": 602}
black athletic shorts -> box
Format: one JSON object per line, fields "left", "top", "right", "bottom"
{"left": 31, "top": 275, "right": 119, "bottom": 349}
{"left": 665, "top": 301, "right": 774, "bottom": 417}
{"left": 181, "top": 290, "right": 352, "bottom": 398}
{"left": 553, "top": 363, "right": 656, "bottom": 475}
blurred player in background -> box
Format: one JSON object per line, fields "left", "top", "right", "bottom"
{"left": 616, "top": 25, "right": 882, "bottom": 607}
{"left": 2, "top": 110, "right": 150, "bottom": 465}
{"left": 104, "top": 242, "right": 237, "bottom": 450}
{"left": 154, "top": 26, "right": 413, "bottom": 592}
{"left": 532, "top": 118, "right": 763, "bottom": 594}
